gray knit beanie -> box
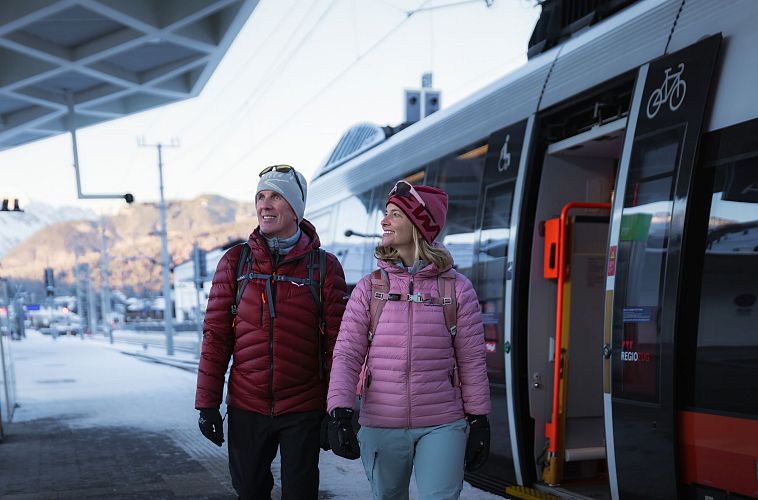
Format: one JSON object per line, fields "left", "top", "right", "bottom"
{"left": 256, "top": 166, "right": 308, "bottom": 222}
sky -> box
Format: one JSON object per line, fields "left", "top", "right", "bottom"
{"left": 0, "top": 0, "right": 540, "bottom": 212}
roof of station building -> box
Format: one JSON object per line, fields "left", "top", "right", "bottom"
{"left": 0, "top": 0, "right": 259, "bottom": 151}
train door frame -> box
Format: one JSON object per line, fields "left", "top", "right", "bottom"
{"left": 506, "top": 80, "right": 633, "bottom": 490}
{"left": 505, "top": 114, "right": 537, "bottom": 486}
{"left": 524, "top": 121, "right": 622, "bottom": 499}
{"left": 603, "top": 34, "right": 722, "bottom": 500}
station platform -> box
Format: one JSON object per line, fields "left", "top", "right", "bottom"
{"left": 0, "top": 332, "right": 503, "bottom": 499}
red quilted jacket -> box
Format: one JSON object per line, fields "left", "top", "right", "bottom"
{"left": 195, "top": 220, "right": 347, "bottom": 415}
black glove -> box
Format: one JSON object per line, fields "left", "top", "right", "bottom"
{"left": 320, "top": 413, "right": 331, "bottom": 451}
{"left": 198, "top": 408, "right": 224, "bottom": 446}
{"left": 328, "top": 408, "right": 360, "bottom": 460}
{"left": 465, "top": 414, "right": 490, "bottom": 472}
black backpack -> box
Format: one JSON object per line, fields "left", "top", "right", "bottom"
{"left": 231, "top": 243, "right": 328, "bottom": 378}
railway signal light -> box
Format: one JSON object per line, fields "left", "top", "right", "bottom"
{"left": 193, "top": 243, "right": 207, "bottom": 289}
{"left": 1, "top": 197, "right": 23, "bottom": 212}
{"left": 44, "top": 268, "right": 55, "bottom": 296}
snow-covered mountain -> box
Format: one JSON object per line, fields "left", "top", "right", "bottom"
{"left": 0, "top": 194, "right": 256, "bottom": 294}
{"left": 0, "top": 201, "right": 98, "bottom": 257}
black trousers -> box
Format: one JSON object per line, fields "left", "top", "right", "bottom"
{"left": 227, "top": 407, "right": 322, "bottom": 500}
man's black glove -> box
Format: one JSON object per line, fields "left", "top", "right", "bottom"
{"left": 320, "top": 413, "right": 331, "bottom": 451}
{"left": 465, "top": 414, "right": 490, "bottom": 472}
{"left": 328, "top": 408, "right": 360, "bottom": 460}
{"left": 198, "top": 408, "right": 224, "bottom": 447}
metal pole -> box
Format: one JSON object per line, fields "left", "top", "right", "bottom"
{"left": 66, "top": 90, "right": 133, "bottom": 204}
{"left": 73, "top": 257, "right": 84, "bottom": 339}
{"left": 0, "top": 278, "right": 12, "bottom": 428}
{"left": 138, "top": 137, "right": 179, "bottom": 356}
{"left": 86, "top": 276, "right": 96, "bottom": 339}
{"left": 157, "top": 144, "right": 175, "bottom": 356}
{"left": 192, "top": 242, "right": 203, "bottom": 359}
{"left": 100, "top": 219, "right": 113, "bottom": 344}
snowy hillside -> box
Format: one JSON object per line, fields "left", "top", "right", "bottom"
{"left": 0, "top": 201, "right": 97, "bottom": 257}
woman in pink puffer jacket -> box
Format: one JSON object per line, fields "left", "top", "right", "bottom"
{"left": 326, "top": 181, "right": 491, "bottom": 500}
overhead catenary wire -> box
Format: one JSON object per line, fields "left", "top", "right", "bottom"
{"left": 189, "top": 0, "right": 339, "bottom": 174}
{"left": 172, "top": 0, "right": 307, "bottom": 145}
{"left": 448, "top": 50, "right": 529, "bottom": 96}
{"left": 409, "top": 0, "right": 494, "bottom": 15}
{"left": 206, "top": 0, "right": 439, "bottom": 189}
{"left": 350, "top": 0, "right": 360, "bottom": 60}
{"left": 174, "top": 0, "right": 332, "bottom": 171}
{"left": 119, "top": 0, "right": 304, "bottom": 190}
{"left": 233, "top": 0, "right": 340, "bottom": 120}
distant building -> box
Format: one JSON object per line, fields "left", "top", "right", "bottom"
{"left": 173, "top": 241, "right": 243, "bottom": 323}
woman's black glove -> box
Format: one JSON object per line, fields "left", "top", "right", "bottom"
{"left": 465, "top": 414, "right": 490, "bottom": 472}
{"left": 328, "top": 408, "right": 360, "bottom": 460}
{"left": 198, "top": 408, "right": 224, "bottom": 447}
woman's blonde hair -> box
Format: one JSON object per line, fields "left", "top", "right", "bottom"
{"left": 375, "top": 225, "right": 452, "bottom": 270}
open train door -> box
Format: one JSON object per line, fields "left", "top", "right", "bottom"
{"left": 603, "top": 35, "right": 721, "bottom": 500}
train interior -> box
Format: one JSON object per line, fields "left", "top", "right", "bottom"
{"left": 525, "top": 116, "right": 626, "bottom": 499}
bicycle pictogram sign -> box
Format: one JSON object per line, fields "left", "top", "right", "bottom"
{"left": 646, "top": 63, "right": 687, "bottom": 119}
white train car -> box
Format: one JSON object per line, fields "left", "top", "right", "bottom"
{"left": 307, "top": 1, "right": 758, "bottom": 498}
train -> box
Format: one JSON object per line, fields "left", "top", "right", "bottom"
{"left": 305, "top": 1, "right": 758, "bottom": 499}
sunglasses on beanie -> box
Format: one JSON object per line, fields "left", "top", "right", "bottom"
{"left": 259, "top": 164, "right": 305, "bottom": 202}
{"left": 389, "top": 180, "right": 426, "bottom": 207}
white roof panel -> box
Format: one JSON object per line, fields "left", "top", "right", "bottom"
{"left": 0, "top": 0, "right": 259, "bottom": 151}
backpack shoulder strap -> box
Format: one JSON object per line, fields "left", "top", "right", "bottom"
{"left": 439, "top": 269, "right": 460, "bottom": 388}
{"left": 307, "top": 249, "right": 323, "bottom": 308}
{"left": 358, "top": 268, "right": 389, "bottom": 397}
{"left": 368, "top": 269, "right": 389, "bottom": 342}
{"left": 232, "top": 243, "right": 253, "bottom": 316}
{"left": 308, "top": 248, "right": 327, "bottom": 379}
{"left": 438, "top": 269, "right": 457, "bottom": 337}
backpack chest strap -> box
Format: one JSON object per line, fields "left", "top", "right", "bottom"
{"left": 236, "top": 272, "right": 314, "bottom": 319}
{"left": 372, "top": 291, "right": 453, "bottom": 304}
{"left": 239, "top": 272, "right": 313, "bottom": 286}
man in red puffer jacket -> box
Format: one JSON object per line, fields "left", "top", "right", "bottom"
{"left": 195, "top": 165, "right": 347, "bottom": 500}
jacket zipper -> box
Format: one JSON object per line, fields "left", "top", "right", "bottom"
{"left": 407, "top": 274, "right": 414, "bottom": 428}
{"left": 269, "top": 266, "right": 277, "bottom": 417}
{"left": 265, "top": 251, "right": 308, "bottom": 417}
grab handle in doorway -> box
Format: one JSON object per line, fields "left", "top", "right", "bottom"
{"left": 543, "top": 201, "right": 611, "bottom": 484}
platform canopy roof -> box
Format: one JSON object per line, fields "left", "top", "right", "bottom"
{"left": 0, "top": 0, "right": 259, "bottom": 151}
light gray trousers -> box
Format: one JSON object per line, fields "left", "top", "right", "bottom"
{"left": 357, "top": 419, "right": 468, "bottom": 500}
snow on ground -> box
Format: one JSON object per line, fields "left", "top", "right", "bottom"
{"left": 10, "top": 331, "right": 503, "bottom": 499}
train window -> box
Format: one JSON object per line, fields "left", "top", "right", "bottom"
{"left": 692, "top": 156, "right": 758, "bottom": 416}
{"left": 333, "top": 191, "right": 374, "bottom": 285}
{"left": 429, "top": 142, "right": 487, "bottom": 280}
{"left": 612, "top": 125, "right": 685, "bottom": 403}
{"left": 477, "top": 181, "right": 514, "bottom": 385}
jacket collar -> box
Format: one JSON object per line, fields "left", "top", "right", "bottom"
{"left": 249, "top": 219, "right": 320, "bottom": 265}
{"left": 377, "top": 257, "right": 450, "bottom": 279}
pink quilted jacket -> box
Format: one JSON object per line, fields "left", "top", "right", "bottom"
{"left": 327, "top": 258, "right": 491, "bottom": 428}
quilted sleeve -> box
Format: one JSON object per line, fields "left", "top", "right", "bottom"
{"left": 453, "top": 273, "right": 491, "bottom": 415}
{"left": 322, "top": 252, "right": 348, "bottom": 385}
{"left": 327, "top": 274, "right": 372, "bottom": 412}
{"left": 194, "top": 246, "right": 238, "bottom": 409}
